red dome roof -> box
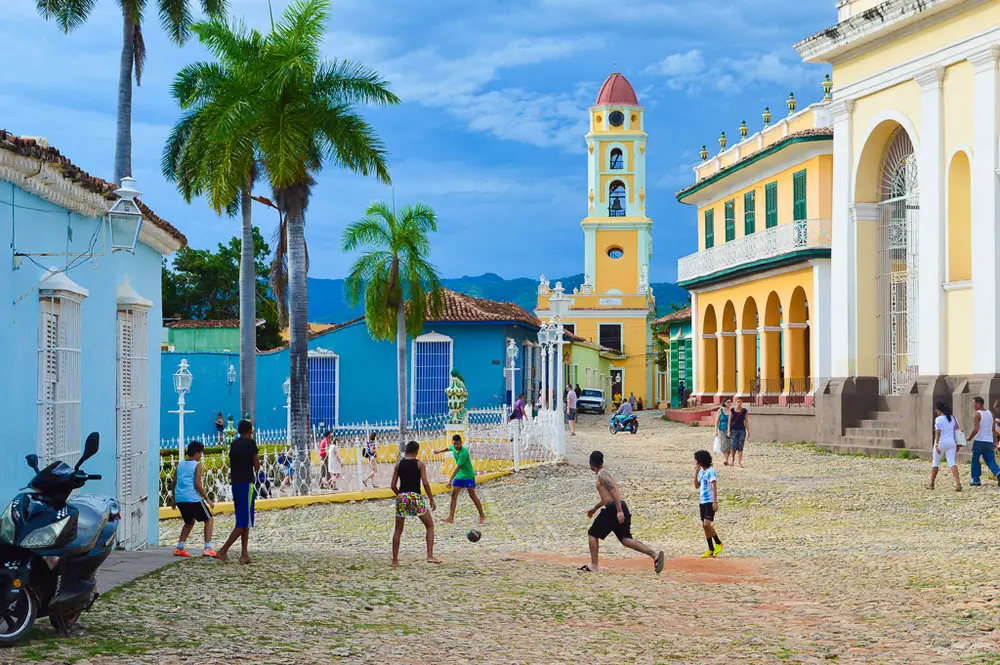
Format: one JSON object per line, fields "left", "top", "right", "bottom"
{"left": 594, "top": 73, "right": 639, "bottom": 106}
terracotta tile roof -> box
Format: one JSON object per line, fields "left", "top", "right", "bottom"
{"left": 0, "top": 130, "right": 186, "bottom": 248}
{"left": 652, "top": 306, "right": 692, "bottom": 327}
{"left": 423, "top": 289, "right": 541, "bottom": 327}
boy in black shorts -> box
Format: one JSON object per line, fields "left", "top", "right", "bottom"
{"left": 582, "top": 451, "right": 664, "bottom": 573}
{"left": 694, "top": 450, "right": 723, "bottom": 558}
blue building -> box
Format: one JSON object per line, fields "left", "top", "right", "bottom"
{"left": 160, "top": 289, "right": 542, "bottom": 436}
{"left": 0, "top": 132, "right": 185, "bottom": 548}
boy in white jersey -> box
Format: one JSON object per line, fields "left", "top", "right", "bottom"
{"left": 694, "top": 450, "right": 722, "bottom": 558}
{"left": 172, "top": 441, "right": 216, "bottom": 557}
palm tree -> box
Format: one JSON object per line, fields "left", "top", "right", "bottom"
{"left": 37, "top": 0, "right": 228, "bottom": 184}
{"left": 256, "top": 0, "right": 398, "bottom": 489}
{"left": 161, "top": 15, "right": 264, "bottom": 424}
{"left": 343, "top": 202, "right": 445, "bottom": 452}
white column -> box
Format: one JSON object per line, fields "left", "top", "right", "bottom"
{"left": 811, "top": 260, "right": 832, "bottom": 382}
{"left": 915, "top": 66, "right": 945, "bottom": 375}
{"left": 690, "top": 292, "right": 699, "bottom": 396}
{"left": 829, "top": 99, "right": 855, "bottom": 377}
{"left": 970, "top": 47, "right": 1000, "bottom": 372}
{"left": 584, "top": 227, "right": 596, "bottom": 288}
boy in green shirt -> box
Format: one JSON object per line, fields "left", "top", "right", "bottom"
{"left": 434, "top": 434, "right": 486, "bottom": 524}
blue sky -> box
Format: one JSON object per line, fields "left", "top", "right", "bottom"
{"left": 1, "top": 0, "right": 833, "bottom": 283}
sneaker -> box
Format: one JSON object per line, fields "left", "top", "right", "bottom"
{"left": 203, "top": 548, "right": 218, "bottom": 558}
{"left": 970, "top": 482, "right": 982, "bottom": 487}
{"left": 700, "top": 550, "right": 715, "bottom": 559}
{"left": 713, "top": 543, "right": 724, "bottom": 556}
{"left": 173, "top": 548, "right": 191, "bottom": 558}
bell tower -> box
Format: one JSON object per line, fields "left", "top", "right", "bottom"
{"left": 583, "top": 73, "right": 651, "bottom": 296}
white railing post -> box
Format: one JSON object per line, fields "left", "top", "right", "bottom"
{"left": 512, "top": 419, "right": 521, "bottom": 472}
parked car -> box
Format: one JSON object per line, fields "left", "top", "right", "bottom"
{"left": 576, "top": 389, "right": 607, "bottom": 414}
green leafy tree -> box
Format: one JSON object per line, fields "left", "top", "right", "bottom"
{"left": 343, "top": 202, "right": 444, "bottom": 451}
{"left": 162, "top": 14, "right": 264, "bottom": 423}
{"left": 37, "top": 0, "right": 228, "bottom": 184}
{"left": 162, "top": 227, "right": 282, "bottom": 350}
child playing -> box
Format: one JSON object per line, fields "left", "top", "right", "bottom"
{"left": 433, "top": 434, "right": 486, "bottom": 524}
{"left": 390, "top": 440, "right": 441, "bottom": 567}
{"left": 694, "top": 450, "right": 723, "bottom": 558}
{"left": 172, "top": 440, "right": 216, "bottom": 558}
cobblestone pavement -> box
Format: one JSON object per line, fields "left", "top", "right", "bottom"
{"left": 9, "top": 413, "right": 1000, "bottom": 664}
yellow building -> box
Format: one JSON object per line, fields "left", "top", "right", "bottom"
{"left": 794, "top": 0, "right": 1000, "bottom": 450}
{"left": 536, "top": 73, "right": 656, "bottom": 405}
{"left": 676, "top": 97, "right": 834, "bottom": 405}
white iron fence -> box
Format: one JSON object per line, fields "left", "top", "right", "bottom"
{"left": 158, "top": 408, "right": 559, "bottom": 509}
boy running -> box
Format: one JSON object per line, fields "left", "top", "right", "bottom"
{"left": 217, "top": 420, "right": 260, "bottom": 564}
{"left": 172, "top": 441, "right": 216, "bottom": 558}
{"left": 694, "top": 450, "right": 723, "bottom": 558}
{"left": 433, "top": 434, "right": 486, "bottom": 524}
{"left": 582, "top": 451, "right": 664, "bottom": 573}
{"left": 390, "top": 440, "right": 441, "bottom": 567}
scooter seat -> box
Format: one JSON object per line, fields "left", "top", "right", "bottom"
{"left": 66, "top": 497, "right": 110, "bottom": 555}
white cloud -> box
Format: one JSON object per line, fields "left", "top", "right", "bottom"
{"left": 644, "top": 49, "right": 705, "bottom": 78}
{"left": 645, "top": 48, "right": 815, "bottom": 95}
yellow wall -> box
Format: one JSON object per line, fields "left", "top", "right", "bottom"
{"left": 568, "top": 316, "right": 650, "bottom": 400}
{"left": 851, "top": 81, "right": 922, "bottom": 189}
{"left": 599, "top": 140, "right": 635, "bottom": 172}
{"left": 595, "top": 229, "right": 638, "bottom": 294}
{"left": 945, "top": 288, "right": 974, "bottom": 375}
{"left": 834, "top": 2, "right": 1000, "bottom": 87}
{"left": 590, "top": 110, "right": 645, "bottom": 135}
{"left": 697, "top": 154, "right": 832, "bottom": 250}
{"left": 599, "top": 173, "right": 635, "bottom": 204}
{"left": 948, "top": 151, "right": 972, "bottom": 282}
{"left": 943, "top": 61, "right": 975, "bottom": 158}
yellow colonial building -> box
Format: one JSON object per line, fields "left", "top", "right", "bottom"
{"left": 537, "top": 73, "right": 656, "bottom": 405}
{"left": 794, "top": 0, "right": 1000, "bottom": 450}
{"left": 677, "top": 96, "right": 834, "bottom": 405}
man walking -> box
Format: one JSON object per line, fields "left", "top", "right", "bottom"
{"left": 581, "top": 450, "right": 664, "bottom": 574}
{"left": 566, "top": 385, "right": 578, "bottom": 436}
{"left": 966, "top": 396, "right": 1000, "bottom": 486}
{"left": 217, "top": 420, "right": 260, "bottom": 564}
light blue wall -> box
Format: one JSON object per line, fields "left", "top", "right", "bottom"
{"left": 1, "top": 183, "right": 166, "bottom": 546}
{"left": 161, "top": 320, "right": 536, "bottom": 437}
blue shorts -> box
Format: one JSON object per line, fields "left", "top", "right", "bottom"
{"left": 232, "top": 482, "right": 256, "bottom": 529}
{"left": 452, "top": 478, "right": 476, "bottom": 489}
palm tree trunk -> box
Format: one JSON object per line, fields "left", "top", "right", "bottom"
{"left": 397, "top": 304, "right": 407, "bottom": 456}
{"left": 239, "top": 186, "right": 256, "bottom": 424}
{"left": 114, "top": 13, "right": 134, "bottom": 185}
{"left": 285, "top": 186, "right": 311, "bottom": 495}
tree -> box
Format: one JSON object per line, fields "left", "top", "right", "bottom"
{"left": 343, "top": 202, "right": 444, "bottom": 452}
{"left": 37, "top": 0, "right": 228, "bottom": 185}
{"left": 162, "top": 14, "right": 263, "bottom": 424}
{"left": 255, "top": 0, "right": 398, "bottom": 490}
{"left": 162, "top": 227, "right": 282, "bottom": 350}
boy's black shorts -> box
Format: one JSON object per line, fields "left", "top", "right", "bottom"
{"left": 177, "top": 501, "right": 212, "bottom": 525}
{"left": 588, "top": 502, "right": 632, "bottom": 542}
{"left": 699, "top": 502, "right": 715, "bottom": 521}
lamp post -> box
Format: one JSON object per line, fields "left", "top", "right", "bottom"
{"left": 227, "top": 364, "right": 237, "bottom": 394}
{"left": 537, "top": 324, "right": 549, "bottom": 410}
{"left": 169, "top": 359, "right": 194, "bottom": 446}
{"left": 549, "top": 282, "right": 572, "bottom": 461}
{"left": 282, "top": 377, "right": 291, "bottom": 449}
{"left": 505, "top": 338, "right": 519, "bottom": 416}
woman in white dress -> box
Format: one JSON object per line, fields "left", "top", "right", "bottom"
{"left": 928, "top": 402, "right": 963, "bottom": 492}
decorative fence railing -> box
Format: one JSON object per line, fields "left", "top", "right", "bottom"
{"left": 158, "top": 407, "right": 559, "bottom": 509}
{"left": 677, "top": 218, "right": 832, "bottom": 283}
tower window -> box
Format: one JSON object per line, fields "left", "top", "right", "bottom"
{"left": 610, "top": 148, "right": 624, "bottom": 170}
{"left": 609, "top": 181, "right": 626, "bottom": 217}
{"left": 607, "top": 246, "right": 624, "bottom": 260}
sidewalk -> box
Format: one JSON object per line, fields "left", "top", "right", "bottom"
{"left": 97, "top": 547, "right": 176, "bottom": 593}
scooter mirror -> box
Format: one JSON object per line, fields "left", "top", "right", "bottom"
{"left": 76, "top": 432, "right": 100, "bottom": 470}
{"left": 25, "top": 454, "right": 39, "bottom": 472}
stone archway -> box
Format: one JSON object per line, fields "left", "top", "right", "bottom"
{"left": 760, "top": 292, "right": 782, "bottom": 399}
{"left": 700, "top": 304, "right": 719, "bottom": 397}
{"left": 720, "top": 301, "right": 738, "bottom": 396}
{"left": 788, "top": 286, "right": 810, "bottom": 395}
{"left": 739, "top": 297, "right": 759, "bottom": 398}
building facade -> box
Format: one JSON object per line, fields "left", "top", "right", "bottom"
{"left": 652, "top": 307, "right": 692, "bottom": 409}
{"left": 163, "top": 319, "right": 241, "bottom": 352}
{"left": 0, "top": 131, "right": 184, "bottom": 548}
{"left": 796, "top": 0, "right": 1000, "bottom": 449}
{"left": 536, "top": 73, "right": 657, "bottom": 406}
{"left": 676, "top": 102, "right": 834, "bottom": 405}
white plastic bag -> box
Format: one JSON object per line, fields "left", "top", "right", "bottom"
{"left": 713, "top": 434, "right": 723, "bottom": 454}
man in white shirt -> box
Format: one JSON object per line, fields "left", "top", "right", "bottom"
{"left": 966, "top": 396, "right": 1000, "bottom": 487}
{"left": 566, "top": 387, "right": 578, "bottom": 436}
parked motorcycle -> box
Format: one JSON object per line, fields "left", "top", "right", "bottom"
{"left": 609, "top": 413, "right": 639, "bottom": 435}
{"left": 0, "top": 433, "right": 120, "bottom": 646}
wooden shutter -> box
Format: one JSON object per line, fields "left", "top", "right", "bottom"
{"left": 704, "top": 209, "right": 715, "bottom": 249}
{"left": 765, "top": 182, "right": 778, "bottom": 229}
{"left": 744, "top": 190, "right": 755, "bottom": 235}
{"left": 684, "top": 339, "right": 693, "bottom": 388}
{"left": 724, "top": 200, "right": 735, "bottom": 242}
{"left": 793, "top": 170, "right": 807, "bottom": 221}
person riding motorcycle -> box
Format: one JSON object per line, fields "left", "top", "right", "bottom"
{"left": 611, "top": 400, "right": 634, "bottom": 426}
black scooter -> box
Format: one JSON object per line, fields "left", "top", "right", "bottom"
{"left": 0, "top": 433, "right": 120, "bottom": 646}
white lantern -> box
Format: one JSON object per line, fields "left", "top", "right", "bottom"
{"left": 506, "top": 338, "right": 519, "bottom": 362}
{"left": 227, "top": 364, "right": 237, "bottom": 386}
{"left": 108, "top": 177, "right": 144, "bottom": 253}
{"left": 173, "top": 359, "right": 193, "bottom": 395}
{"left": 549, "top": 281, "right": 572, "bottom": 319}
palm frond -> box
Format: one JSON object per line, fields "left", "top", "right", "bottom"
{"left": 132, "top": 22, "right": 147, "bottom": 85}
{"left": 313, "top": 104, "right": 392, "bottom": 184}
{"left": 36, "top": 0, "right": 98, "bottom": 32}
{"left": 313, "top": 59, "right": 400, "bottom": 107}
{"left": 157, "top": 0, "right": 194, "bottom": 44}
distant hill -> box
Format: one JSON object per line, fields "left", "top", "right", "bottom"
{"left": 308, "top": 273, "right": 689, "bottom": 323}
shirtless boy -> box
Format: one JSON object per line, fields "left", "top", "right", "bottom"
{"left": 582, "top": 450, "right": 664, "bottom": 573}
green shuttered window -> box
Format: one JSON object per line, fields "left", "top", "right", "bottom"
{"left": 724, "top": 199, "right": 735, "bottom": 242}
{"left": 765, "top": 182, "right": 778, "bottom": 229}
{"left": 743, "top": 190, "right": 755, "bottom": 235}
{"left": 793, "top": 169, "right": 807, "bottom": 221}
{"left": 704, "top": 209, "right": 715, "bottom": 249}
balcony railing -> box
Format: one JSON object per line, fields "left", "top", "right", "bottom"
{"left": 677, "top": 218, "right": 831, "bottom": 283}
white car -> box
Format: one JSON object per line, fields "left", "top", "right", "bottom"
{"left": 576, "top": 389, "right": 607, "bottom": 414}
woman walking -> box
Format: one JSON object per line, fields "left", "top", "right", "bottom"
{"left": 715, "top": 398, "right": 732, "bottom": 466}
{"left": 728, "top": 398, "right": 750, "bottom": 468}
{"left": 363, "top": 432, "right": 379, "bottom": 488}
{"left": 929, "top": 402, "right": 963, "bottom": 491}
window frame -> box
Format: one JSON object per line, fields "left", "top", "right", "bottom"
{"left": 744, "top": 190, "right": 756, "bottom": 235}
{"left": 411, "top": 332, "right": 454, "bottom": 418}
{"left": 609, "top": 148, "right": 624, "bottom": 170}
{"left": 598, "top": 323, "right": 624, "bottom": 353}
{"left": 37, "top": 286, "right": 86, "bottom": 468}
{"left": 724, "top": 199, "right": 736, "bottom": 242}
{"left": 765, "top": 182, "right": 778, "bottom": 229}
{"left": 704, "top": 208, "right": 715, "bottom": 249}
{"left": 792, "top": 169, "right": 807, "bottom": 221}
{"left": 608, "top": 180, "right": 626, "bottom": 217}
{"left": 308, "top": 349, "right": 339, "bottom": 428}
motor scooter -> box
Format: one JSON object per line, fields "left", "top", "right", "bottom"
{"left": 0, "top": 433, "right": 120, "bottom": 646}
{"left": 609, "top": 412, "right": 639, "bottom": 435}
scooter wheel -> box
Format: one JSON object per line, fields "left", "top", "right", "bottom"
{"left": 50, "top": 611, "right": 80, "bottom": 637}
{"left": 0, "top": 586, "right": 37, "bottom": 647}
{"left": 609, "top": 424, "right": 616, "bottom": 435}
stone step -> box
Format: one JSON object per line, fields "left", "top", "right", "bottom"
{"left": 857, "top": 418, "right": 904, "bottom": 430}
{"left": 821, "top": 442, "right": 972, "bottom": 464}
{"left": 839, "top": 435, "right": 906, "bottom": 449}
{"left": 844, "top": 426, "right": 902, "bottom": 439}
{"left": 863, "top": 411, "right": 903, "bottom": 423}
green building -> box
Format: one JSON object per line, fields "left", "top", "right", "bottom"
{"left": 566, "top": 338, "right": 615, "bottom": 399}
{"left": 163, "top": 319, "right": 242, "bottom": 353}
{"left": 652, "top": 308, "right": 692, "bottom": 408}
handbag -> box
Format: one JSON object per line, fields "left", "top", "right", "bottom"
{"left": 713, "top": 434, "right": 723, "bottom": 454}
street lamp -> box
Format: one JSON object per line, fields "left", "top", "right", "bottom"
{"left": 169, "top": 359, "right": 194, "bottom": 445}
{"left": 227, "top": 364, "right": 237, "bottom": 392}
{"left": 549, "top": 282, "right": 573, "bottom": 462}
{"left": 536, "top": 323, "right": 549, "bottom": 410}
{"left": 107, "top": 177, "right": 144, "bottom": 253}
{"left": 282, "top": 377, "right": 291, "bottom": 448}
{"left": 506, "top": 338, "right": 519, "bottom": 415}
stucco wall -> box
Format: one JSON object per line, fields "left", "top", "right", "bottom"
{"left": 167, "top": 327, "right": 241, "bottom": 353}
{"left": 745, "top": 407, "right": 817, "bottom": 443}
{"left": 1, "top": 184, "right": 165, "bottom": 546}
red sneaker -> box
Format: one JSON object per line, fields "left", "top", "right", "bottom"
{"left": 173, "top": 548, "right": 191, "bottom": 558}
{"left": 203, "top": 548, "right": 218, "bottom": 558}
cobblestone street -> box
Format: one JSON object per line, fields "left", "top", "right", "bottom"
{"left": 9, "top": 412, "right": 1000, "bottom": 664}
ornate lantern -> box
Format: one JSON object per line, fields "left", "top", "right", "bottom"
{"left": 699, "top": 145, "right": 708, "bottom": 161}
{"left": 718, "top": 131, "right": 727, "bottom": 151}
{"left": 739, "top": 120, "right": 748, "bottom": 140}
{"left": 787, "top": 92, "right": 797, "bottom": 115}
{"left": 107, "top": 177, "right": 144, "bottom": 253}
{"left": 822, "top": 74, "right": 833, "bottom": 101}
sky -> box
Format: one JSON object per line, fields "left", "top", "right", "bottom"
{"left": 1, "top": 0, "right": 834, "bottom": 283}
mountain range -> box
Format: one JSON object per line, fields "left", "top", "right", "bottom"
{"left": 307, "top": 273, "right": 689, "bottom": 323}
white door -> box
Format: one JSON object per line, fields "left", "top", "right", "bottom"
{"left": 116, "top": 308, "right": 150, "bottom": 550}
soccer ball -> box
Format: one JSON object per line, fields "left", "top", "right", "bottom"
{"left": 466, "top": 528, "right": 482, "bottom": 542}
